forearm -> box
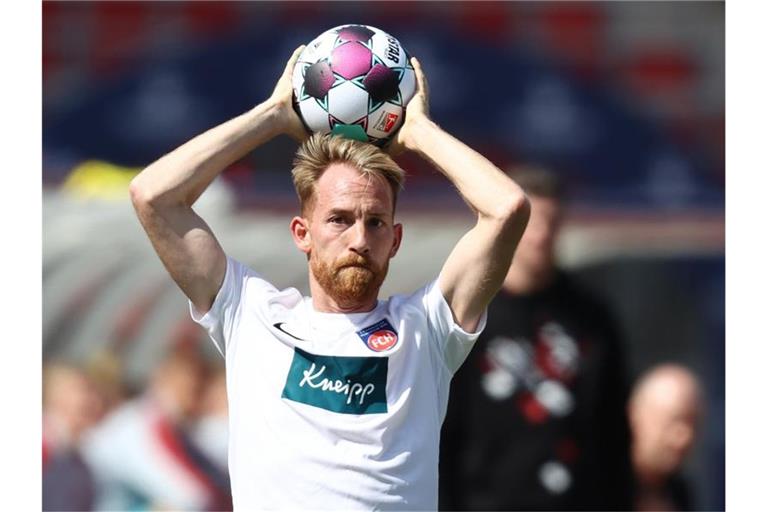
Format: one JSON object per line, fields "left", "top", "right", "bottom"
{"left": 411, "top": 119, "right": 530, "bottom": 330}
{"left": 130, "top": 99, "right": 284, "bottom": 208}
{"left": 407, "top": 119, "right": 527, "bottom": 223}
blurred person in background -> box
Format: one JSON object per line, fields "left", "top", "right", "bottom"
{"left": 43, "top": 362, "right": 104, "bottom": 511}
{"left": 439, "top": 166, "right": 634, "bottom": 511}
{"left": 81, "top": 348, "right": 232, "bottom": 511}
{"left": 128, "top": 45, "right": 530, "bottom": 510}
{"left": 84, "top": 348, "right": 128, "bottom": 415}
{"left": 629, "top": 364, "right": 702, "bottom": 511}
{"left": 192, "top": 366, "right": 229, "bottom": 472}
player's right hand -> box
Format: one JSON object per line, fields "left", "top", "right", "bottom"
{"left": 268, "top": 45, "right": 309, "bottom": 141}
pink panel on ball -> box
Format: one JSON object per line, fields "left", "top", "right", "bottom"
{"left": 363, "top": 64, "right": 399, "bottom": 102}
{"left": 331, "top": 42, "right": 372, "bottom": 80}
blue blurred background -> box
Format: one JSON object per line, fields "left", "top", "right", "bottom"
{"left": 42, "top": 2, "right": 724, "bottom": 511}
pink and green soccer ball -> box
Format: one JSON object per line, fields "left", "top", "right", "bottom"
{"left": 292, "top": 24, "right": 416, "bottom": 147}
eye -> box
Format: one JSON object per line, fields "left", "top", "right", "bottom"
{"left": 367, "top": 218, "right": 385, "bottom": 228}
{"left": 328, "top": 215, "right": 347, "bottom": 225}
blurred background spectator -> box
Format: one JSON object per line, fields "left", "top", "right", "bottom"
{"left": 80, "top": 347, "right": 231, "bottom": 511}
{"left": 42, "top": 1, "right": 724, "bottom": 510}
{"left": 42, "top": 363, "right": 104, "bottom": 511}
{"left": 630, "top": 364, "right": 703, "bottom": 511}
{"left": 191, "top": 367, "right": 229, "bottom": 474}
{"left": 439, "top": 166, "right": 633, "bottom": 511}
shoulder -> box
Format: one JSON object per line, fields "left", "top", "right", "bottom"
{"left": 226, "top": 256, "right": 269, "bottom": 290}
{"left": 384, "top": 280, "right": 438, "bottom": 315}
{"left": 227, "top": 256, "right": 303, "bottom": 306}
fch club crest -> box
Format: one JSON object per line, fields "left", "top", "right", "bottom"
{"left": 356, "top": 319, "right": 399, "bottom": 352}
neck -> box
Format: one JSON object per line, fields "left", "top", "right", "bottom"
{"left": 312, "top": 296, "right": 378, "bottom": 314}
{"left": 308, "top": 274, "right": 379, "bottom": 313}
{"left": 635, "top": 465, "right": 667, "bottom": 488}
{"left": 632, "top": 447, "right": 669, "bottom": 487}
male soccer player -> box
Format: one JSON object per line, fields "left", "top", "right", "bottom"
{"left": 129, "top": 46, "right": 530, "bottom": 510}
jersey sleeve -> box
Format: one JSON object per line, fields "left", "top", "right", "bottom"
{"left": 189, "top": 256, "right": 266, "bottom": 357}
{"left": 421, "top": 278, "right": 487, "bottom": 375}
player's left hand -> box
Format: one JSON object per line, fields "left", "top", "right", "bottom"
{"left": 387, "top": 56, "right": 431, "bottom": 156}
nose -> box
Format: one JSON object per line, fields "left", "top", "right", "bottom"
{"left": 347, "top": 219, "right": 370, "bottom": 255}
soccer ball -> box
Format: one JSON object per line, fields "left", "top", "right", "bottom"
{"left": 292, "top": 24, "right": 416, "bottom": 147}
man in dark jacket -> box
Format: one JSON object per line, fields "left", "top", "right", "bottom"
{"left": 439, "top": 167, "right": 634, "bottom": 511}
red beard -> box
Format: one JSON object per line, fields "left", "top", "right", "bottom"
{"left": 310, "top": 252, "right": 388, "bottom": 309}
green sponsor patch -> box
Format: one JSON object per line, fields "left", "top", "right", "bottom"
{"left": 281, "top": 347, "right": 388, "bottom": 415}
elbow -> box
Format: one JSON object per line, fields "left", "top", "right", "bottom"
{"left": 493, "top": 189, "right": 531, "bottom": 233}
{"left": 128, "top": 174, "right": 151, "bottom": 209}
{"left": 510, "top": 191, "right": 531, "bottom": 222}
{"left": 129, "top": 165, "right": 173, "bottom": 210}
{"left": 128, "top": 169, "right": 167, "bottom": 212}
{"left": 130, "top": 164, "right": 193, "bottom": 210}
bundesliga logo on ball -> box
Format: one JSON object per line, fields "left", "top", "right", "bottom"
{"left": 292, "top": 24, "right": 416, "bottom": 146}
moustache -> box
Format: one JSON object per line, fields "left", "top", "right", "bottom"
{"left": 334, "top": 254, "right": 375, "bottom": 272}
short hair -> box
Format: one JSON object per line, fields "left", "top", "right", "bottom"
{"left": 291, "top": 133, "right": 405, "bottom": 215}
{"left": 507, "top": 165, "right": 564, "bottom": 201}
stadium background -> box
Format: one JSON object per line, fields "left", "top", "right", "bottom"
{"left": 42, "top": 1, "right": 724, "bottom": 510}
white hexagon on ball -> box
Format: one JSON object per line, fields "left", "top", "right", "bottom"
{"left": 292, "top": 62, "right": 309, "bottom": 99}
{"left": 326, "top": 81, "right": 370, "bottom": 125}
{"left": 398, "top": 67, "right": 416, "bottom": 104}
{"left": 299, "top": 29, "right": 335, "bottom": 64}
{"left": 297, "top": 97, "right": 332, "bottom": 133}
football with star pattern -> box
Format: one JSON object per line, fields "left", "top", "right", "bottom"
{"left": 292, "top": 25, "right": 416, "bottom": 147}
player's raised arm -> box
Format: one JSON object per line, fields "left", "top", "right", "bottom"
{"left": 393, "top": 58, "right": 530, "bottom": 332}
{"left": 129, "top": 47, "right": 308, "bottom": 313}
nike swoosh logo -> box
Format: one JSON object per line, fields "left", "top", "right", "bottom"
{"left": 273, "top": 322, "right": 307, "bottom": 341}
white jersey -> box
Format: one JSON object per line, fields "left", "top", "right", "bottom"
{"left": 191, "top": 256, "right": 485, "bottom": 511}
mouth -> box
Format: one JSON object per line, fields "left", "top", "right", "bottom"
{"left": 339, "top": 264, "right": 371, "bottom": 271}
{"left": 337, "top": 257, "right": 372, "bottom": 269}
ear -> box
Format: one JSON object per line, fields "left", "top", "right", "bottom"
{"left": 390, "top": 223, "right": 403, "bottom": 258}
{"left": 290, "top": 216, "right": 311, "bottom": 255}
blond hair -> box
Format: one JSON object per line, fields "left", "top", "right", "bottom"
{"left": 291, "top": 133, "right": 405, "bottom": 214}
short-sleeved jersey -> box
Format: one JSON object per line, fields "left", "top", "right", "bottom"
{"left": 190, "top": 256, "right": 485, "bottom": 511}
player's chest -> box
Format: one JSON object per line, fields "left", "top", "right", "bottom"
{"left": 229, "top": 310, "right": 415, "bottom": 415}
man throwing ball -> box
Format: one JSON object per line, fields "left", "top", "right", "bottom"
{"left": 129, "top": 46, "right": 530, "bottom": 510}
